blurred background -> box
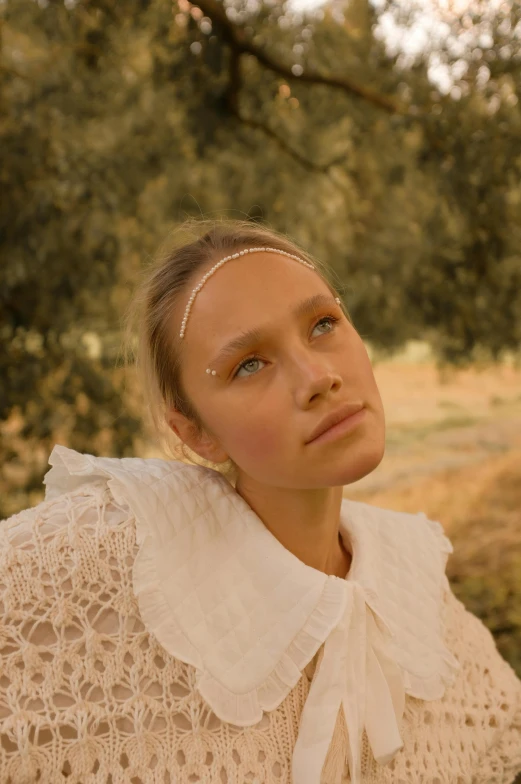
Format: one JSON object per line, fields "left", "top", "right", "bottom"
{"left": 1, "top": 0, "right": 520, "bottom": 675}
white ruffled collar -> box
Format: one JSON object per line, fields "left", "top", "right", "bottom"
{"left": 44, "top": 445, "right": 461, "bottom": 784}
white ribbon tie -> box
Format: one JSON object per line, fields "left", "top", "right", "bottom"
{"left": 292, "top": 583, "right": 405, "bottom": 783}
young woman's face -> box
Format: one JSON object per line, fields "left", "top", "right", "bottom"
{"left": 174, "top": 251, "right": 385, "bottom": 489}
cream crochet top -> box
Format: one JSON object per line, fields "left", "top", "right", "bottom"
{"left": 0, "top": 445, "right": 520, "bottom": 784}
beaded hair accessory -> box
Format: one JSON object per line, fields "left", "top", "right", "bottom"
{"left": 179, "top": 247, "right": 316, "bottom": 340}
{"left": 177, "top": 245, "right": 340, "bottom": 376}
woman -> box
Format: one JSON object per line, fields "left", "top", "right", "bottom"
{"left": 1, "top": 219, "right": 520, "bottom": 783}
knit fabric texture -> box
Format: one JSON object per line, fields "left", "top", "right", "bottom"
{"left": 0, "top": 480, "right": 520, "bottom": 784}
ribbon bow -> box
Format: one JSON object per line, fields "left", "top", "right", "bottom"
{"left": 292, "top": 582, "right": 405, "bottom": 783}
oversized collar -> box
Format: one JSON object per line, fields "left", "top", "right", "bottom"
{"left": 44, "top": 446, "right": 460, "bottom": 784}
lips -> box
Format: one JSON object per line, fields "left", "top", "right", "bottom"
{"left": 306, "top": 402, "right": 365, "bottom": 444}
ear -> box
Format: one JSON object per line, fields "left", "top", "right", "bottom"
{"left": 166, "top": 408, "right": 230, "bottom": 465}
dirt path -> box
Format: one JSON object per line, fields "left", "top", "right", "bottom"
{"left": 347, "top": 359, "right": 521, "bottom": 497}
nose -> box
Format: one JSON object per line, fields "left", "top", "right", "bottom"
{"left": 293, "top": 355, "right": 343, "bottom": 406}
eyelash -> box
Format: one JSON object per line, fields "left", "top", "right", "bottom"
{"left": 232, "top": 314, "right": 341, "bottom": 379}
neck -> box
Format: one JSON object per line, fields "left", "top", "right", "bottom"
{"left": 234, "top": 476, "right": 352, "bottom": 579}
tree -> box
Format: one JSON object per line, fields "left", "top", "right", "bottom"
{"left": 1, "top": 0, "right": 520, "bottom": 517}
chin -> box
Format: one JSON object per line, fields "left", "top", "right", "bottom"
{"left": 336, "top": 435, "right": 385, "bottom": 486}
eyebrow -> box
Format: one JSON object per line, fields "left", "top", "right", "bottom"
{"left": 209, "top": 293, "right": 340, "bottom": 368}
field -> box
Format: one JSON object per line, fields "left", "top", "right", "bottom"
{"left": 3, "top": 348, "right": 520, "bottom": 674}
{"left": 347, "top": 350, "right": 521, "bottom": 675}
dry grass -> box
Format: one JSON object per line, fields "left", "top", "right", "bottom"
{"left": 347, "top": 356, "right": 521, "bottom": 674}
{"left": 351, "top": 449, "right": 521, "bottom": 674}
{"left": 349, "top": 448, "right": 521, "bottom": 583}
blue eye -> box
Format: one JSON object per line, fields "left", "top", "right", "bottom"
{"left": 232, "top": 314, "right": 340, "bottom": 380}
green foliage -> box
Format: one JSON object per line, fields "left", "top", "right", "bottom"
{"left": 1, "top": 0, "right": 521, "bottom": 514}
{"left": 1, "top": 0, "right": 520, "bottom": 683}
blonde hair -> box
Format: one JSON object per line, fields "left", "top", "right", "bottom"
{"left": 122, "top": 218, "right": 347, "bottom": 480}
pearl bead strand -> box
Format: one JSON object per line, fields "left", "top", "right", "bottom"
{"left": 179, "top": 246, "right": 315, "bottom": 339}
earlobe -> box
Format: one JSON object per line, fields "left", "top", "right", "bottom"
{"left": 166, "top": 409, "right": 229, "bottom": 466}
{"left": 165, "top": 410, "right": 184, "bottom": 442}
{"left": 187, "top": 432, "right": 230, "bottom": 466}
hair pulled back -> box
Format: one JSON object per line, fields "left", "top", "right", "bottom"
{"left": 123, "top": 217, "right": 345, "bottom": 481}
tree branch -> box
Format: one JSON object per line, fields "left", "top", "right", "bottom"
{"left": 194, "top": 0, "right": 406, "bottom": 114}
{"left": 225, "top": 50, "right": 351, "bottom": 178}
{"left": 0, "top": 64, "right": 30, "bottom": 80}
{"left": 230, "top": 107, "right": 345, "bottom": 173}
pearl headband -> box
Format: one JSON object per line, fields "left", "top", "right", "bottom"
{"left": 177, "top": 245, "right": 340, "bottom": 376}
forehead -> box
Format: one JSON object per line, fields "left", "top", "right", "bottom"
{"left": 178, "top": 250, "right": 333, "bottom": 357}
{"left": 190, "top": 250, "right": 327, "bottom": 318}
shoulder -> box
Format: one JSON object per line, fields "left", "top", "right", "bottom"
{"left": 1, "top": 478, "right": 135, "bottom": 536}
{"left": 341, "top": 497, "right": 454, "bottom": 589}
{"left": 440, "top": 583, "right": 521, "bottom": 781}
{"left": 441, "top": 581, "right": 521, "bottom": 702}
{"left": 0, "top": 482, "right": 141, "bottom": 693}
{"left": 378, "top": 577, "right": 521, "bottom": 783}
{"left": 343, "top": 496, "right": 453, "bottom": 546}
{"left": 0, "top": 484, "right": 203, "bottom": 781}
{"left": 362, "top": 495, "right": 451, "bottom": 531}
{"left": 0, "top": 481, "right": 138, "bottom": 585}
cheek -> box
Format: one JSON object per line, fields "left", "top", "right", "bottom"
{"left": 351, "top": 342, "right": 380, "bottom": 394}
{"left": 363, "top": 361, "right": 381, "bottom": 395}
{"left": 226, "top": 414, "right": 283, "bottom": 462}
